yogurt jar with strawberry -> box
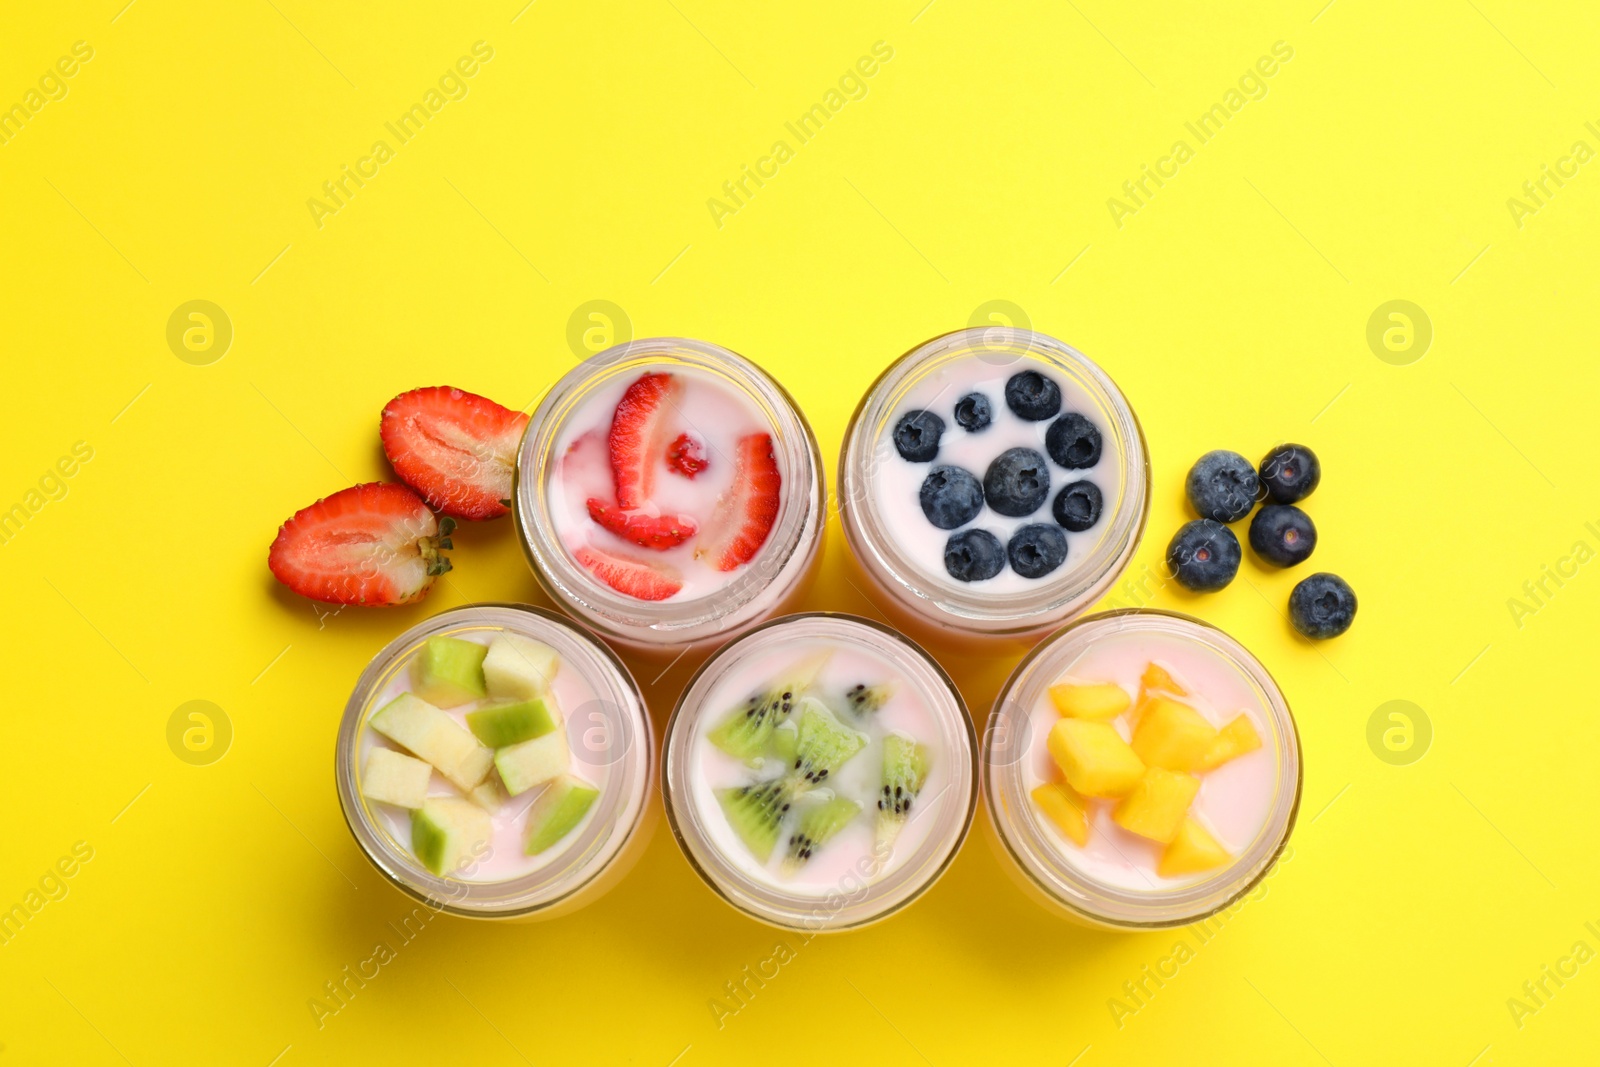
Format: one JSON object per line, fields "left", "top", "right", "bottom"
{"left": 838, "top": 328, "right": 1150, "bottom": 646}
{"left": 517, "top": 339, "right": 825, "bottom": 654}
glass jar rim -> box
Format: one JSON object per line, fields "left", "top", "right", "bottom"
{"left": 984, "top": 608, "right": 1302, "bottom": 928}
{"left": 515, "top": 337, "right": 824, "bottom": 647}
{"left": 662, "top": 612, "right": 978, "bottom": 932}
{"left": 334, "top": 603, "right": 653, "bottom": 918}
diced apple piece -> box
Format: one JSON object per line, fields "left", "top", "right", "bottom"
{"left": 1048, "top": 681, "right": 1132, "bottom": 720}
{"left": 1158, "top": 817, "right": 1232, "bottom": 877}
{"left": 482, "top": 633, "right": 559, "bottom": 702}
{"left": 1131, "top": 696, "right": 1219, "bottom": 772}
{"left": 1196, "top": 714, "right": 1263, "bottom": 770}
{"left": 360, "top": 748, "right": 432, "bottom": 809}
{"left": 369, "top": 693, "right": 493, "bottom": 792}
{"left": 494, "top": 729, "right": 572, "bottom": 796}
{"left": 1031, "top": 782, "right": 1090, "bottom": 846}
{"left": 525, "top": 775, "right": 599, "bottom": 854}
{"left": 467, "top": 775, "right": 505, "bottom": 813}
{"left": 1112, "top": 767, "right": 1200, "bottom": 843}
{"left": 466, "top": 699, "right": 558, "bottom": 748}
{"left": 1047, "top": 719, "right": 1146, "bottom": 798}
{"left": 1140, "top": 661, "right": 1187, "bottom": 696}
{"left": 412, "top": 636, "right": 488, "bottom": 707}
{"left": 410, "top": 797, "right": 492, "bottom": 875}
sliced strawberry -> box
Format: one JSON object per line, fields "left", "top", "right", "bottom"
{"left": 574, "top": 545, "right": 683, "bottom": 601}
{"left": 696, "top": 433, "right": 782, "bottom": 571}
{"left": 667, "top": 433, "right": 708, "bottom": 479}
{"left": 585, "top": 499, "right": 698, "bottom": 550}
{"left": 381, "top": 386, "right": 530, "bottom": 521}
{"left": 608, "top": 372, "right": 680, "bottom": 509}
{"left": 268, "top": 483, "right": 453, "bottom": 606}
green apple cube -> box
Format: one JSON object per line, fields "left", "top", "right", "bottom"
{"left": 494, "top": 729, "right": 571, "bottom": 796}
{"left": 483, "top": 633, "right": 559, "bottom": 701}
{"left": 412, "top": 637, "right": 488, "bottom": 707}
{"left": 466, "top": 775, "right": 505, "bottom": 813}
{"left": 369, "top": 693, "right": 493, "bottom": 792}
{"left": 465, "top": 699, "right": 557, "bottom": 748}
{"left": 360, "top": 747, "right": 432, "bottom": 809}
{"left": 410, "top": 797, "right": 492, "bottom": 876}
{"left": 525, "top": 775, "right": 599, "bottom": 854}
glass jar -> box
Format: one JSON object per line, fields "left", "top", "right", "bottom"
{"left": 984, "top": 609, "right": 1301, "bottom": 928}
{"left": 515, "top": 338, "right": 825, "bottom": 656}
{"left": 335, "top": 604, "right": 653, "bottom": 920}
{"left": 838, "top": 327, "right": 1149, "bottom": 645}
{"left": 662, "top": 613, "right": 977, "bottom": 931}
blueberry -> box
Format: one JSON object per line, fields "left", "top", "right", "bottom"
{"left": 953, "top": 393, "right": 992, "bottom": 433}
{"left": 1289, "top": 572, "right": 1356, "bottom": 639}
{"left": 983, "top": 447, "right": 1051, "bottom": 517}
{"left": 1258, "top": 443, "right": 1321, "bottom": 504}
{"left": 1008, "top": 524, "right": 1069, "bottom": 579}
{"left": 1166, "top": 519, "right": 1241, "bottom": 592}
{"left": 944, "top": 529, "right": 1005, "bottom": 582}
{"left": 892, "top": 409, "right": 944, "bottom": 463}
{"left": 1185, "top": 450, "right": 1261, "bottom": 523}
{"left": 1051, "top": 480, "right": 1103, "bottom": 532}
{"left": 918, "top": 465, "right": 984, "bottom": 530}
{"left": 1249, "top": 505, "right": 1317, "bottom": 567}
{"left": 1004, "top": 371, "right": 1061, "bottom": 421}
{"left": 1045, "top": 413, "right": 1102, "bottom": 470}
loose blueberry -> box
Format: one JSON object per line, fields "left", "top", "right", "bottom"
{"left": 892, "top": 409, "right": 944, "bottom": 463}
{"left": 1004, "top": 371, "right": 1062, "bottom": 421}
{"left": 1166, "top": 519, "right": 1241, "bottom": 592}
{"left": 1051, "top": 480, "right": 1103, "bottom": 532}
{"left": 1258, "top": 443, "right": 1321, "bottom": 504}
{"left": 1045, "top": 412, "right": 1102, "bottom": 470}
{"left": 918, "top": 465, "right": 984, "bottom": 530}
{"left": 944, "top": 529, "right": 1006, "bottom": 582}
{"left": 983, "top": 447, "right": 1051, "bottom": 517}
{"left": 953, "top": 393, "right": 992, "bottom": 433}
{"left": 1249, "top": 504, "right": 1317, "bottom": 567}
{"left": 1008, "top": 524, "right": 1069, "bottom": 579}
{"left": 1289, "top": 572, "right": 1357, "bottom": 639}
{"left": 1185, "top": 450, "right": 1261, "bottom": 523}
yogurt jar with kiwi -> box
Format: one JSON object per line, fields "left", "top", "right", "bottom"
{"left": 336, "top": 604, "right": 653, "bottom": 920}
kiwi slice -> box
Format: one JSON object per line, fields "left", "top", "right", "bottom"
{"left": 788, "top": 699, "right": 867, "bottom": 787}
{"left": 707, "top": 652, "right": 830, "bottom": 763}
{"left": 715, "top": 779, "right": 794, "bottom": 862}
{"left": 768, "top": 721, "right": 799, "bottom": 766}
{"left": 782, "top": 796, "right": 861, "bottom": 874}
{"left": 877, "top": 735, "right": 931, "bottom": 849}
{"left": 843, "top": 682, "right": 896, "bottom": 716}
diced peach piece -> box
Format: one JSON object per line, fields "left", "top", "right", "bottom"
{"left": 1195, "top": 714, "right": 1263, "bottom": 770}
{"left": 1112, "top": 767, "right": 1200, "bottom": 843}
{"left": 1140, "top": 661, "right": 1187, "bottom": 696}
{"left": 1047, "top": 719, "right": 1146, "bottom": 798}
{"left": 1048, "top": 681, "right": 1132, "bottom": 720}
{"left": 1031, "top": 782, "right": 1089, "bottom": 846}
{"left": 1131, "top": 696, "right": 1220, "bottom": 772}
{"left": 1158, "top": 817, "right": 1232, "bottom": 877}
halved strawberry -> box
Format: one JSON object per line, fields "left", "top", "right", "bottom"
{"left": 268, "top": 483, "right": 453, "bottom": 606}
{"left": 608, "top": 372, "right": 680, "bottom": 509}
{"left": 585, "top": 499, "right": 698, "bottom": 550}
{"left": 667, "top": 433, "right": 708, "bottom": 478}
{"left": 574, "top": 545, "right": 683, "bottom": 601}
{"left": 380, "top": 386, "right": 530, "bottom": 521}
{"left": 696, "top": 433, "right": 782, "bottom": 571}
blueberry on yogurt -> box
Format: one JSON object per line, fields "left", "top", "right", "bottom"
{"left": 1003, "top": 371, "right": 1061, "bottom": 421}
{"left": 1051, "top": 480, "right": 1102, "bottom": 532}
{"left": 953, "top": 393, "right": 992, "bottom": 433}
{"left": 1045, "top": 412, "right": 1102, "bottom": 470}
{"left": 919, "top": 465, "right": 984, "bottom": 530}
{"left": 944, "top": 529, "right": 1006, "bottom": 582}
{"left": 1008, "top": 524, "right": 1069, "bottom": 579}
{"left": 893, "top": 410, "right": 944, "bottom": 463}
{"left": 983, "top": 448, "right": 1051, "bottom": 517}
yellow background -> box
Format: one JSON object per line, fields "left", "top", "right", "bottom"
{"left": 2, "top": 0, "right": 1597, "bottom": 1062}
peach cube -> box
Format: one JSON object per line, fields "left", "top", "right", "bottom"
{"left": 1048, "top": 681, "right": 1132, "bottom": 720}
{"left": 1047, "top": 719, "right": 1146, "bottom": 798}
{"left": 1158, "top": 817, "right": 1232, "bottom": 877}
{"left": 1140, "top": 661, "right": 1188, "bottom": 696}
{"left": 1031, "top": 782, "right": 1089, "bottom": 846}
{"left": 1131, "top": 696, "right": 1219, "bottom": 771}
{"left": 1112, "top": 767, "right": 1200, "bottom": 843}
{"left": 1196, "top": 714, "right": 1263, "bottom": 771}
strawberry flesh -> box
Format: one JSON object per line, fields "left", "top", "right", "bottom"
{"left": 585, "top": 499, "right": 697, "bottom": 550}
{"left": 575, "top": 545, "right": 683, "bottom": 601}
{"left": 666, "top": 433, "right": 709, "bottom": 478}
{"left": 381, "top": 386, "right": 530, "bottom": 521}
{"left": 608, "top": 373, "right": 680, "bottom": 510}
{"left": 696, "top": 433, "right": 782, "bottom": 571}
{"left": 268, "top": 483, "right": 450, "bottom": 606}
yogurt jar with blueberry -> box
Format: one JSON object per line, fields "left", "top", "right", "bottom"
{"left": 838, "top": 328, "right": 1149, "bottom": 643}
